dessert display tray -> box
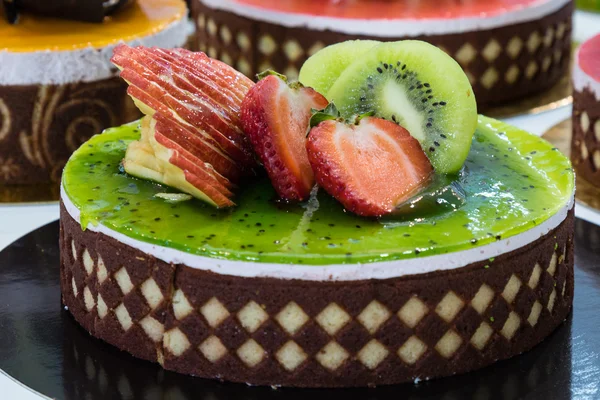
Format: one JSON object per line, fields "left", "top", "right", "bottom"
{"left": 1, "top": 219, "right": 599, "bottom": 400}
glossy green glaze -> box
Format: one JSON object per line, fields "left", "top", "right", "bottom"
{"left": 577, "top": 0, "right": 600, "bottom": 12}
{"left": 62, "top": 116, "right": 573, "bottom": 265}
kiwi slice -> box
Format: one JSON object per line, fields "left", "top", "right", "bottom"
{"left": 326, "top": 40, "right": 477, "bottom": 174}
{"left": 298, "top": 40, "right": 379, "bottom": 96}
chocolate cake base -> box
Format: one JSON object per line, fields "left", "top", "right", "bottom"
{"left": 59, "top": 203, "right": 575, "bottom": 387}
{"left": 191, "top": 1, "right": 572, "bottom": 110}
{"left": 0, "top": 78, "right": 140, "bottom": 184}
{"left": 572, "top": 87, "right": 600, "bottom": 187}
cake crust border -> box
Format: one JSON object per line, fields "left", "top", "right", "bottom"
{"left": 60, "top": 203, "right": 575, "bottom": 388}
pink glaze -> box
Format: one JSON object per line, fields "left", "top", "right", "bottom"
{"left": 231, "top": 0, "right": 546, "bottom": 20}
{"left": 578, "top": 34, "right": 600, "bottom": 83}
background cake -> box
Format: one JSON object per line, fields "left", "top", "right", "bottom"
{"left": 0, "top": 0, "right": 188, "bottom": 185}
{"left": 571, "top": 33, "right": 600, "bottom": 187}
{"left": 191, "top": 0, "right": 573, "bottom": 109}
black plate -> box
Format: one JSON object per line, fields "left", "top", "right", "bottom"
{"left": 0, "top": 220, "right": 599, "bottom": 400}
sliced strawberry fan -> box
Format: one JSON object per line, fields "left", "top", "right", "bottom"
{"left": 111, "top": 44, "right": 256, "bottom": 208}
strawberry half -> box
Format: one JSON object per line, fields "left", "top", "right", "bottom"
{"left": 241, "top": 71, "right": 328, "bottom": 201}
{"left": 306, "top": 112, "right": 434, "bottom": 217}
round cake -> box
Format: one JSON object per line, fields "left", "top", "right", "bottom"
{"left": 190, "top": 0, "right": 573, "bottom": 109}
{"left": 60, "top": 117, "right": 575, "bottom": 387}
{"left": 0, "top": 0, "right": 188, "bottom": 185}
{"left": 572, "top": 33, "right": 600, "bottom": 187}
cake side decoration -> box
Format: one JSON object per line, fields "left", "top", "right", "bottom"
{"left": 60, "top": 205, "right": 573, "bottom": 387}
{"left": 0, "top": 81, "right": 132, "bottom": 183}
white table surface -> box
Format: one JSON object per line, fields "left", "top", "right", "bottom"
{"left": 1, "top": 10, "right": 600, "bottom": 400}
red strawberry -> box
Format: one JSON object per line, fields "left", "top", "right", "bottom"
{"left": 306, "top": 116, "right": 434, "bottom": 217}
{"left": 241, "top": 71, "right": 328, "bottom": 201}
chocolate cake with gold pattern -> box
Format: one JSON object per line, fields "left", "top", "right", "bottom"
{"left": 0, "top": 0, "right": 188, "bottom": 185}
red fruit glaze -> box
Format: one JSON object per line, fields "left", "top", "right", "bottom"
{"left": 306, "top": 117, "right": 434, "bottom": 217}
{"left": 231, "top": 0, "right": 542, "bottom": 20}
{"left": 578, "top": 33, "right": 600, "bottom": 83}
{"left": 241, "top": 75, "right": 328, "bottom": 201}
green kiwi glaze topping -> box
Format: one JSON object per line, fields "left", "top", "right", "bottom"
{"left": 62, "top": 116, "right": 573, "bottom": 266}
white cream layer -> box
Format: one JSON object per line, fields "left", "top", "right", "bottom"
{"left": 61, "top": 185, "right": 574, "bottom": 282}
{"left": 198, "top": 0, "right": 570, "bottom": 37}
{"left": 573, "top": 45, "right": 600, "bottom": 101}
{"left": 0, "top": 18, "right": 191, "bottom": 86}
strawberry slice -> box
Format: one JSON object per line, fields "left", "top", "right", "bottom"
{"left": 306, "top": 115, "right": 434, "bottom": 217}
{"left": 241, "top": 71, "right": 328, "bottom": 201}
{"left": 152, "top": 112, "right": 240, "bottom": 183}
